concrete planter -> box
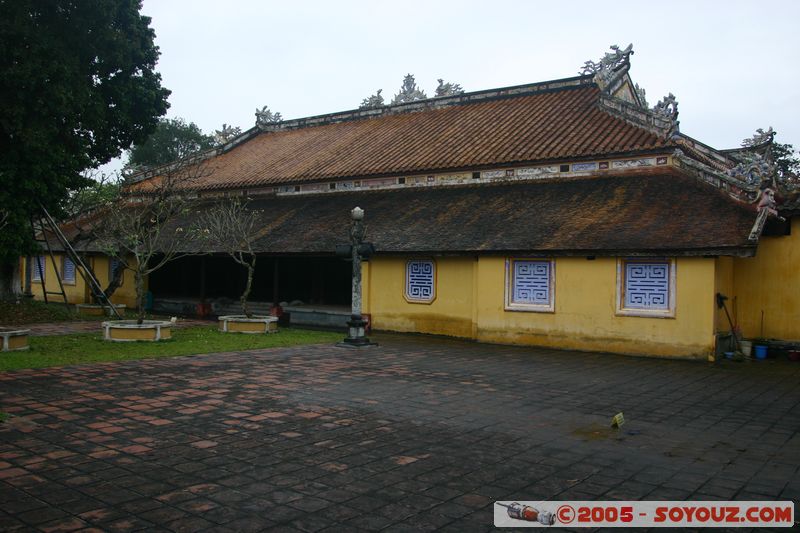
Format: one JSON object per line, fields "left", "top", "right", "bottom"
{"left": 102, "top": 320, "right": 172, "bottom": 342}
{"left": 77, "top": 303, "right": 127, "bottom": 317}
{"left": 0, "top": 328, "right": 30, "bottom": 352}
{"left": 218, "top": 315, "right": 278, "bottom": 334}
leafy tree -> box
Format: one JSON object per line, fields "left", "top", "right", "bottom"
{"left": 0, "top": 0, "right": 170, "bottom": 297}
{"left": 127, "top": 117, "right": 214, "bottom": 169}
{"left": 772, "top": 141, "right": 800, "bottom": 188}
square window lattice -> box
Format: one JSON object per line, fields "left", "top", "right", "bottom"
{"left": 63, "top": 258, "right": 76, "bottom": 283}
{"left": 32, "top": 256, "right": 46, "bottom": 281}
{"left": 624, "top": 262, "right": 669, "bottom": 309}
{"left": 512, "top": 261, "right": 550, "bottom": 305}
{"left": 406, "top": 261, "right": 434, "bottom": 301}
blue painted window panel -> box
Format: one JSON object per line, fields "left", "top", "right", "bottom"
{"left": 406, "top": 260, "right": 435, "bottom": 301}
{"left": 109, "top": 258, "right": 121, "bottom": 281}
{"left": 32, "top": 256, "right": 46, "bottom": 282}
{"left": 63, "top": 257, "right": 76, "bottom": 283}
{"left": 624, "top": 262, "right": 670, "bottom": 310}
{"left": 512, "top": 261, "right": 551, "bottom": 306}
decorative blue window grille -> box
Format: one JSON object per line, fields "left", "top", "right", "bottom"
{"left": 405, "top": 260, "right": 435, "bottom": 302}
{"left": 623, "top": 262, "right": 670, "bottom": 310}
{"left": 511, "top": 261, "right": 551, "bottom": 306}
{"left": 62, "top": 257, "right": 76, "bottom": 283}
{"left": 32, "top": 256, "right": 46, "bottom": 282}
{"left": 506, "top": 259, "right": 554, "bottom": 311}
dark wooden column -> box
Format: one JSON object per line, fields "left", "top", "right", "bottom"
{"left": 199, "top": 256, "right": 207, "bottom": 301}
{"left": 272, "top": 258, "right": 279, "bottom": 307}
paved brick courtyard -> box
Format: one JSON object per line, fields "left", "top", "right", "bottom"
{"left": 1, "top": 334, "right": 799, "bottom": 532}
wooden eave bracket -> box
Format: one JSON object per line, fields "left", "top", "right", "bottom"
{"left": 673, "top": 151, "right": 759, "bottom": 198}
{"left": 748, "top": 208, "right": 780, "bottom": 242}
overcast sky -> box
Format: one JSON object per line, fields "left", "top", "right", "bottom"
{"left": 105, "top": 0, "right": 800, "bottom": 172}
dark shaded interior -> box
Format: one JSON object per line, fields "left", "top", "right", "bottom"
{"left": 149, "top": 255, "right": 351, "bottom": 305}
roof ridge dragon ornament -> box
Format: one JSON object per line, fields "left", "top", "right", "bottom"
{"left": 214, "top": 123, "right": 242, "bottom": 145}
{"left": 741, "top": 127, "right": 775, "bottom": 148}
{"left": 580, "top": 43, "right": 634, "bottom": 84}
{"left": 359, "top": 89, "right": 385, "bottom": 110}
{"left": 653, "top": 93, "right": 680, "bottom": 135}
{"left": 255, "top": 106, "right": 283, "bottom": 128}
{"left": 727, "top": 127, "right": 776, "bottom": 188}
{"left": 728, "top": 127, "right": 785, "bottom": 241}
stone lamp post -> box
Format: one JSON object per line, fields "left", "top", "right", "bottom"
{"left": 338, "top": 206, "right": 377, "bottom": 348}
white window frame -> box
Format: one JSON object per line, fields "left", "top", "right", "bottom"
{"left": 404, "top": 259, "right": 436, "bottom": 304}
{"left": 616, "top": 258, "right": 676, "bottom": 318}
{"left": 504, "top": 258, "right": 555, "bottom": 313}
{"left": 62, "top": 256, "right": 76, "bottom": 285}
{"left": 31, "top": 256, "right": 46, "bottom": 282}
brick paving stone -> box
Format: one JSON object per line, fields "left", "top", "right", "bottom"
{"left": 1, "top": 332, "right": 799, "bottom": 530}
{"left": 288, "top": 514, "right": 337, "bottom": 532}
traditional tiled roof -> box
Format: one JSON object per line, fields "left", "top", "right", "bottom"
{"left": 184, "top": 170, "right": 753, "bottom": 256}
{"left": 67, "top": 170, "right": 757, "bottom": 256}
{"left": 167, "top": 78, "right": 673, "bottom": 192}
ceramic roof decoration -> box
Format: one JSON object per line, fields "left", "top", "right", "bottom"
{"left": 96, "top": 44, "right": 795, "bottom": 254}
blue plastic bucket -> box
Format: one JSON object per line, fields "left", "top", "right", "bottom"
{"left": 754, "top": 345, "right": 768, "bottom": 360}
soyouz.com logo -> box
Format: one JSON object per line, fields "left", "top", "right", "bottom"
{"left": 493, "top": 501, "right": 795, "bottom": 528}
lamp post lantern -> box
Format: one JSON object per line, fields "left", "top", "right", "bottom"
{"left": 337, "top": 206, "right": 376, "bottom": 348}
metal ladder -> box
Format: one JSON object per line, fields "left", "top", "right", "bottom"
{"left": 31, "top": 206, "right": 122, "bottom": 319}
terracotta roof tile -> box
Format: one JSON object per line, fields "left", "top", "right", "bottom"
{"left": 186, "top": 84, "right": 671, "bottom": 191}
{"left": 179, "top": 171, "right": 752, "bottom": 255}
{"left": 70, "top": 171, "right": 755, "bottom": 256}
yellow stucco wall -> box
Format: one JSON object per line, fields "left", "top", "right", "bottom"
{"left": 90, "top": 256, "right": 139, "bottom": 308}
{"left": 475, "top": 257, "right": 716, "bottom": 358}
{"left": 367, "top": 257, "right": 476, "bottom": 338}
{"left": 25, "top": 254, "right": 88, "bottom": 304}
{"left": 24, "top": 254, "right": 138, "bottom": 308}
{"left": 731, "top": 218, "right": 800, "bottom": 341}
{"left": 714, "top": 256, "right": 735, "bottom": 333}
{"left": 365, "top": 256, "right": 718, "bottom": 358}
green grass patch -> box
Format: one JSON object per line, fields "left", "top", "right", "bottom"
{"left": 0, "top": 326, "right": 341, "bottom": 371}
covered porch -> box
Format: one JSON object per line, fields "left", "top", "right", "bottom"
{"left": 148, "top": 254, "right": 353, "bottom": 328}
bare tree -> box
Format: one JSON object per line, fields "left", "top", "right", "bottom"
{"left": 197, "top": 197, "right": 263, "bottom": 317}
{"left": 91, "top": 164, "right": 206, "bottom": 323}
{"left": 0, "top": 209, "right": 8, "bottom": 232}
